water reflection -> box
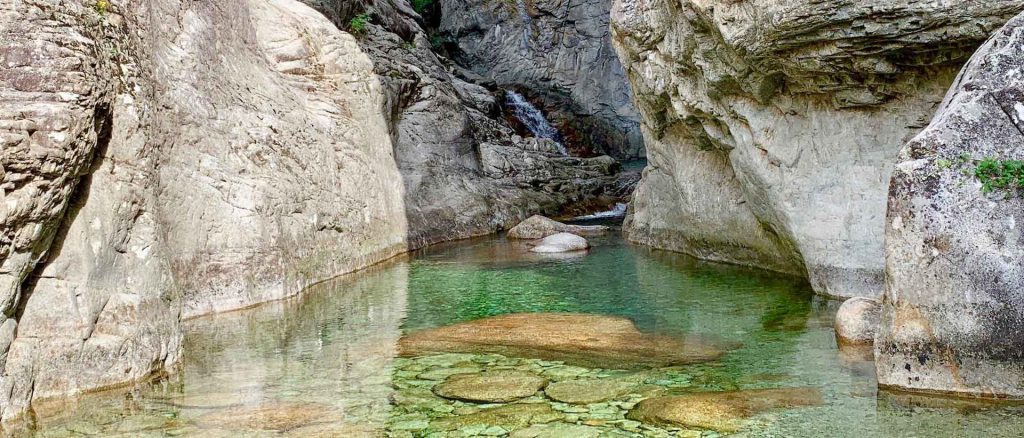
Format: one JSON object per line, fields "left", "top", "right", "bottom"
{"left": 16, "top": 233, "right": 1024, "bottom": 437}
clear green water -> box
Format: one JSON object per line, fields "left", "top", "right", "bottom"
{"left": 17, "top": 233, "right": 1024, "bottom": 437}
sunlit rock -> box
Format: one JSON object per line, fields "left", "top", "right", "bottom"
{"left": 834, "top": 297, "right": 881, "bottom": 346}
{"left": 611, "top": 0, "right": 1023, "bottom": 298}
{"left": 877, "top": 11, "right": 1024, "bottom": 399}
{"left": 530, "top": 233, "right": 590, "bottom": 253}
{"left": 508, "top": 215, "right": 609, "bottom": 240}
{"left": 399, "top": 313, "right": 726, "bottom": 369}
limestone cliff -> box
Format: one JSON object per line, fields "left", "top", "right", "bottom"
{"left": 0, "top": 0, "right": 407, "bottom": 421}
{"left": 878, "top": 11, "right": 1024, "bottom": 399}
{"left": 611, "top": 0, "right": 1023, "bottom": 298}
{"left": 439, "top": 0, "right": 644, "bottom": 159}
{"left": 302, "top": 0, "right": 626, "bottom": 249}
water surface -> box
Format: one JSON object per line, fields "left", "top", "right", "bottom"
{"left": 20, "top": 233, "right": 1024, "bottom": 437}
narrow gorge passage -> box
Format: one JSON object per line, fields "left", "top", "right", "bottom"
{"left": 4, "top": 0, "right": 1024, "bottom": 436}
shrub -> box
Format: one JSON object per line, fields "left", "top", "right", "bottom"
{"left": 95, "top": 0, "right": 109, "bottom": 14}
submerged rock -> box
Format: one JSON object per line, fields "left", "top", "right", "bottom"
{"left": 544, "top": 379, "right": 636, "bottom": 404}
{"left": 530, "top": 233, "right": 590, "bottom": 253}
{"left": 834, "top": 297, "right": 881, "bottom": 346}
{"left": 430, "top": 403, "right": 561, "bottom": 432}
{"left": 434, "top": 371, "right": 549, "bottom": 403}
{"left": 878, "top": 12, "right": 1024, "bottom": 399}
{"left": 626, "top": 388, "right": 824, "bottom": 432}
{"left": 399, "top": 313, "right": 726, "bottom": 369}
{"left": 510, "top": 422, "right": 604, "bottom": 438}
{"left": 508, "top": 215, "right": 609, "bottom": 239}
{"left": 195, "top": 401, "right": 335, "bottom": 432}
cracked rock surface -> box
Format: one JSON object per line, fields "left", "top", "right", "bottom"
{"left": 611, "top": 0, "right": 1023, "bottom": 298}
{"left": 878, "top": 11, "right": 1024, "bottom": 399}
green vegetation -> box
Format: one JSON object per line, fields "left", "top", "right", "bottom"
{"left": 412, "top": 0, "right": 433, "bottom": 14}
{"left": 95, "top": 0, "right": 109, "bottom": 14}
{"left": 975, "top": 157, "right": 1024, "bottom": 195}
{"left": 348, "top": 12, "right": 371, "bottom": 34}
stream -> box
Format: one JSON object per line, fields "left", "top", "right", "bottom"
{"left": 22, "top": 230, "right": 1024, "bottom": 437}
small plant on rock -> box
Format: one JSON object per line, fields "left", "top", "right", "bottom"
{"left": 95, "top": 0, "right": 109, "bottom": 14}
{"left": 974, "top": 157, "right": 1024, "bottom": 195}
{"left": 348, "top": 13, "right": 371, "bottom": 34}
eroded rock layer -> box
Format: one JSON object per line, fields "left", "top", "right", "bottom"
{"left": 611, "top": 0, "right": 1023, "bottom": 298}
{"left": 0, "top": 0, "right": 407, "bottom": 421}
{"left": 878, "top": 12, "right": 1024, "bottom": 399}
{"left": 302, "top": 0, "right": 628, "bottom": 249}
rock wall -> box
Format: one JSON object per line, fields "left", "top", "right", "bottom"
{"left": 302, "top": 0, "right": 626, "bottom": 249}
{"left": 440, "top": 0, "right": 644, "bottom": 159}
{"left": 611, "top": 0, "right": 1023, "bottom": 298}
{"left": 0, "top": 0, "right": 407, "bottom": 422}
{"left": 878, "top": 12, "right": 1024, "bottom": 398}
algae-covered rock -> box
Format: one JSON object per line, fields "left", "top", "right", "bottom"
{"left": 399, "top": 313, "right": 726, "bottom": 369}
{"left": 544, "top": 379, "right": 636, "bottom": 404}
{"left": 510, "top": 422, "right": 603, "bottom": 438}
{"left": 430, "top": 403, "right": 561, "bottom": 432}
{"left": 626, "top": 388, "right": 823, "bottom": 432}
{"left": 434, "top": 371, "right": 548, "bottom": 403}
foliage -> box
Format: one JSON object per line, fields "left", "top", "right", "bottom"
{"left": 974, "top": 157, "right": 1024, "bottom": 195}
{"left": 95, "top": 0, "right": 109, "bottom": 14}
{"left": 412, "top": 0, "right": 433, "bottom": 14}
{"left": 348, "top": 13, "right": 371, "bottom": 34}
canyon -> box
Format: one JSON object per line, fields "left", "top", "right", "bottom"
{"left": 2, "top": 0, "right": 1024, "bottom": 430}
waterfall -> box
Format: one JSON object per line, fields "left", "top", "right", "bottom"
{"left": 505, "top": 90, "right": 568, "bottom": 156}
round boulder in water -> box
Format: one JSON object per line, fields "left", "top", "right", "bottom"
{"left": 508, "top": 215, "right": 609, "bottom": 239}
{"left": 530, "top": 232, "right": 589, "bottom": 253}
{"left": 433, "top": 370, "right": 548, "bottom": 403}
{"left": 834, "top": 297, "right": 881, "bottom": 346}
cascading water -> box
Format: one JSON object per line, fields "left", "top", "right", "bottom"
{"left": 505, "top": 90, "right": 568, "bottom": 156}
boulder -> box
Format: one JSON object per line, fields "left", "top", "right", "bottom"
{"left": 508, "top": 215, "right": 609, "bottom": 240}
{"left": 611, "top": 0, "right": 1023, "bottom": 298}
{"left": 626, "top": 388, "right": 824, "bottom": 433}
{"left": 399, "top": 313, "right": 726, "bottom": 369}
{"left": 530, "top": 233, "right": 590, "bottom": 253}
{"left": 877, "top": 12, "right": 1024, "bottom": 399}
{"left": 834, "top": 297, "right": 881, "bottom": 346}
{"left": 433, "top": 371, "right": 548, "bottom": 403}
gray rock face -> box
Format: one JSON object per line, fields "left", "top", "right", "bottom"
{"left": 834, "top": 297, "right": 881, "bottom": 346}
{"left": 611, "top": 0, "right": 1023, "bottom": 298}
{"left": 0, "top": 0, "right": 406, "bottom": 421}
{"left": 303, "top": 0, "right": 627, "bottom": 249}
{"left": 877, "top": 12, "right": 1024, "bottom": 399}
{"left": 440, "top": 0, "right": 644, "bottom": 159}
{"left": 507, "top": 215, "right": 608, "bottom": 239}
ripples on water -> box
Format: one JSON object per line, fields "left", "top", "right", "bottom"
{"left": 18, "top": 233, "right": 1024, "bottom": 436}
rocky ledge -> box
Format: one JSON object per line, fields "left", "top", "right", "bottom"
{"left": 611, "top": 0, "right": 1023, "bottom": 298}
